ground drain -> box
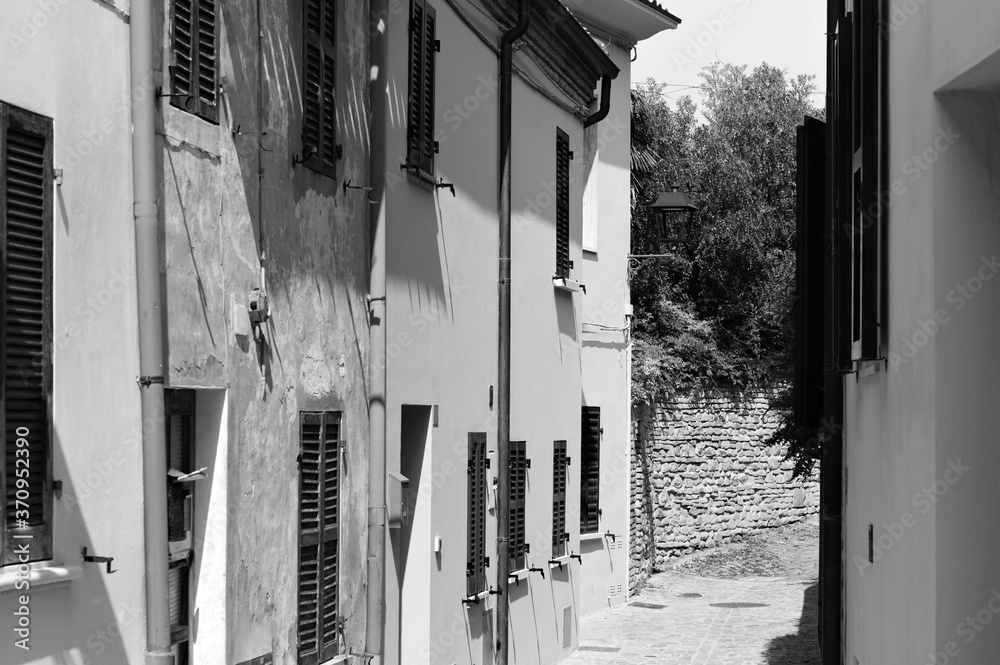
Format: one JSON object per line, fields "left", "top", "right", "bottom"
{"left": 679, "top": 592, "right": 702, "bottom": 598}
{"left": 710, "top": 602, "right": 769, "bottom": 608}
{"left": 577, "top": 646, "right": 621, "bottom": 653}
{"left": 629, "top": 601, "right": 667, "bottom": 609}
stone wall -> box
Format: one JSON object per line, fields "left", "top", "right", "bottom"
{"left": 629, "top": 391, "right": 819, "bottom": 593}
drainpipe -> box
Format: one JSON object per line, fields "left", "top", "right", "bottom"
{"left": 129, "top": 1, "right": 172, "bottom": 664}
{"left": 497, "top": 2, "right": 530, "bottom": 665}
{"left": 366, "top": 0, "right": 388, "bottom": 663}
{"left": 583, "top": 75, "right": 613, "bottom": 128}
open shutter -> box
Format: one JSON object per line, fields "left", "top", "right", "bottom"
{"left": 171, "top": 0, "right": 217, "bottom": 123}
{"left": 298, "top": 412, "right": 341, "bottom": 665}
{"left": 196, "top": 0, "right": 218, "bottom": 121}
{"left": 508, "top": 441, "right": 526, "bottom": 572}
{"left": 552, "top": 441, "right": 568, "bottom": 558}
{"left": 580, "top": 407, "right": 601, "bottom": 534}
{"left": 555, "top": 129, "right": 571, "bottom": 278}
{"left": 467, "top": 433, "right": 487, "bottom": 596}
{"left": 302, "top": 0, "right": 337, "bottom": 176}
{"left": 858, "top": 0, "right": 881, "bottom": 360}
{"left": 1, "top": 105, "right": 53, "bottom": 565}
{"left": 171, "top": 0, "right": 195, "bottom": 105}
{"left": 833, "top": 13, "right": 853, "bottom": 372}
{"left": 794, "top": 117, "right": 827, "bottom": 429}
{"left": 406, "top": 0, "right": 436, "bottom": 177}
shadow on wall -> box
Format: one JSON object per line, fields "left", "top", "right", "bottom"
{"left": 763, "top": 581, "right": 821, "bottom": 665}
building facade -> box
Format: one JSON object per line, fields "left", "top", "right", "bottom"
{"left": 800, "top": 1, "right": 1000, "bottom": 663}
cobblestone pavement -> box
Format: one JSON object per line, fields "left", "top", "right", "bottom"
{"left": 563, "top": 519, "right": 820, "bottom": 665}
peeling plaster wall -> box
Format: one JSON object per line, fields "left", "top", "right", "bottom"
{"left": 155, "top": 2, "right": 370, "bottom": 663}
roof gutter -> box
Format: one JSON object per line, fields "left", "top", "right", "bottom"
{"left": 584, "top": 74, "right": 614, "bottom": 128}
{"left": 497, "top": 1, "right": 530, "bottom": 665}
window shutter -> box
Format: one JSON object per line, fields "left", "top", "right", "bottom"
{"left": 302, "top": 0, "right": 338, "bottom": 176}
{"left": 406, "top": 0, "right": 436, "bottom": 177}
{"left": 508, "top": 441, "right": 527, "bottom": 572}
{"left": 580, "top": 407, "right": 601, "bottom": 534}
{"left": 298, "top": 412, "right": 341, "bottom": 665}
{"left": 794, "top": 117, "right": 826, "bottom": 429}
{"left": 552, "top": 441, "right": 568, "bottom": 558}
{"left": 1, "top": 104, "right": 53, "bottom": 566}
{"left": 555, "top": 129, "right": 571, "bottom": 279}
{"left": 171, "top": 0, "right": 217, "bottom": 123}
{"left": 833, "top": 14, "right": 853, "bottom": 372}
{"left": 858, "top": 0, "right": 881, "bottom": 360}
{"left": 466, "top": 433, "right": 487, "bottom": 597}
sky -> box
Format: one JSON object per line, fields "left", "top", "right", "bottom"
{"left": 632, "top": 1, "right": 827, "bottom": 111}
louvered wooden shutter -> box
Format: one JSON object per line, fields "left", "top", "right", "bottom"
{"left": 858, "top": 0, "right": 881, "bottom": 360}
{"left": 171, "top": 0, "right": 218, "bottom": 123}
{"left": 552, "top": 441, "right": 568, "bottom": 558}
{"left": 1, "top": 105, "right": 53, "bottom": 566}
{"left": 466, "top": 433, "right": 487, "bottom": 597}
{"left": 833, "top": 14, "right": 853, "bottom": 372}
{"left": 298, "top": 412, "right": 340, "bottom": 665}
{"left": 302, "top": 0, "right": 338, "bottom": 176}
{"left": 508, "top": 441, "right": 527, "bottom": 572}
{"left": 794, "top": 118, "right": 826, "bottom": 429}
{"left": 580, "top": 407, "right": 601, "bottom": 534}
{"left": 556, "top": 129, "right": 571, "bottom": 278}
{"left": 406, "top": 0, "right": 436, "bottom": 177}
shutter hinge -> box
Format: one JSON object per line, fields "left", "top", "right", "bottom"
{"left": 566, "top": 457, "right": 571, "bottom": 466}
{"left": 485, "top": 458, "right": 491, "bottom": 469}
{"left": 433, "top": 141, "right": 440, "bottom": 154}
{"left": 484, "top": 556, "right": 490, "bottom": 567}
{"left": 569, "top": 151, "right": 575, "bottom": 160}
{"left": 435, "top": 40, "right": 441, "bottom": 52}
{"left": 336, "top": 144, "right": 344, "bottom": 161}
{"left": 526, "top": 458, "right": 531, "bottom": 469}
{"left": 524, "top": 543, "right": 530, "bottom": 553}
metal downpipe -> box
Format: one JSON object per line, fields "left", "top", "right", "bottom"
{"left": 129, "top": 1, "right": 172, "bottom": 663}
{"left": 366, "top": 0, "right": 388, "bottom": 662}
{"left": 583, "top": 74, "right": 613, "bottom": 128}
{"left": 497, "top": 2, "right": 530, "bottom": 664}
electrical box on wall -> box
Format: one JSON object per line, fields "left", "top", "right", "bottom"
{"left": 388, "top": 472, "right": 410, "bottom": 528}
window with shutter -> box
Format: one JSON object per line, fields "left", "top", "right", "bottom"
{"left": 165, "top": 390, "right": 195, "bottom": 656}
{"left": 1, "top": 103, "right": 53, "bottom": 566}
{"left": 405, "top": 0, "right": 437, "bottom": 180}
{"left": 580, "top": 407, "right": 601, "bottom": 534}
{"left": 298, "top": 412, "right": 341, "bottom": 665}
{"left": 466, "top": 433, "right": 487, "bottom": 597}
{"left": 170, "top": 0, "right": 218, "bottom": 123}
{"left": 552, "top": 441, "right": 568, "bottom": 558}
{"left": 556, "top": 129, "right": 571, "bottom": 279}
{"left": 508, "top": 441, "right": 527, "bottom": 572}
{"left": 301, "top": 0, "right": 339, "bottom": 176}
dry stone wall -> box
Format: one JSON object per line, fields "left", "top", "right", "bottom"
{"left": 629, "top": 391, "right": 819, "bottom": 593}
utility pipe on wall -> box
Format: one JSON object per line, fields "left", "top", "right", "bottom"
{"left": 584, "top": 74, "right": 613, "bottom": 128}
{"left": 497, "top": 2, "right": 530, "bottom": 664}
{"left": 129, "top": 1, "right": 172, "bottom": 664}
{"left": 366, "top": 0, "right": 388, "bottom": 662}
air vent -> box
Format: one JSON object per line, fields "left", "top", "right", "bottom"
{"left": 608, "top": 583, "right": 623, "bottom": 596}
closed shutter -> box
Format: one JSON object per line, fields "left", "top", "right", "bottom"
{"left": 508, "top": 441, "right": 526, "bottom": 572}
{"left": 171, "top": 0, "right": 217, "bottom": 123}
{"left": 1, "top": 104, "right": 53, "bottom": 566}
{"left": 298, "top": 412, "right": 340, "bottom": 665}
{"left": 556, "top": 129, "right": 571, "bottom": 278}
{"left": 794, "top": 117, "right": 826, "bottom": 429}
{"left": 466, "top": 433, "right": 487, "bottom": 597}
{"left": 302, "top": 0, "right": 338, "bottom": 176}
{"left": 858, "top": 0, "right": 881, "bottom": 360}
{"left": 552, "top": 441, "right": 568, "bottom": 558}
{"left": 580, "top": 407, "right": 601, "bottom": 534}
{"left": 406, "top": 0, "right": 436, "bottom": 177}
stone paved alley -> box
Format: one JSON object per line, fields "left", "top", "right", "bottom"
{"left": 563, "top": 517, "right": 820, "bottom": 665}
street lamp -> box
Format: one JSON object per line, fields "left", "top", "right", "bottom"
{"left": 650, "top": 185, "right": 699, "bottom": 244}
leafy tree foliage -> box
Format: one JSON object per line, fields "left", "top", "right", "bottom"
{"left": 630, "top": 63, "right": 821, "bottom": 405}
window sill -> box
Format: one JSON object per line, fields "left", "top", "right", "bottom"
{"left": 548, "top": 555, "right": 571, "bottom": 569}
{"left": 0, "top": 562, "right": 82, "bottom": 594}
{"left": 553, "top": 277, "right": 585, "bottom": 294}
{"left": 580, "top": 532, "right": 604, "bottom": 542}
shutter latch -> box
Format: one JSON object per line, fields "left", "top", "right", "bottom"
{"left": 82, "top": 547, "right": 116, "bottom": 574}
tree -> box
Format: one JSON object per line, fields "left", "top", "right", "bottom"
{"left": 630, "top": 63, "right": 821, "bottom": 405}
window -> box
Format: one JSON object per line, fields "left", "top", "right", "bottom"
{"left": 832, "top": 3, "right": 884, "bottom": 369}
{"left": 1, "top": 103, "right": 53, "bottom": 566}
{"left": 405, "top": 0, "right": 437, "bottom": 179}
{"left": 508, "top": 441, "right": 527, "bottom": 572}
{"left": 552, "top": 441, "right": 568, "bottom": 558}
{"left": 580, "top": 407, "right": 601, "bottom": 534}
{"left": 555, "top": 128, "right": 571, "bottom": 278}
{"left": 302, "top": 0, "right": 339, "bottom": 176}
{"left": 166, "top": 390, "right": 195, "bottom": 660}
{"left": 170, "top": 0, "right": 218, "bottom": 123}
{"left": 466, "top": 433, "right": 488, "bottom": 597}
{"left": 298, "top": 412, "right": 341, "bottom": 665}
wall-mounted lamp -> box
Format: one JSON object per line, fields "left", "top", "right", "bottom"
{"left": 649, "top": 185, "right": 699, "bottom": 244}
